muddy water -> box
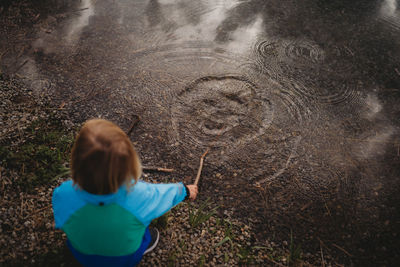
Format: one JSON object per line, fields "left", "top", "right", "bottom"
{"left": 2, "top": 0, "right": 400, "bottom": 264}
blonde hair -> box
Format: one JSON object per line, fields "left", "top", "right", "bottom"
{"left": 71, "top": 119, "right": 142, "bottom": 195}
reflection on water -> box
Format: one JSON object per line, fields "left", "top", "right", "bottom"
{"left": 379, "top": 0, "right": 400, "bottom": 29}
{"left": 224, "top": 15, "right": 263, "bottom": 54}
{"left": 170, "top": 0, "right": 239, "bottom": 42}
{"left": 380, "top": 0, "right": 398, "bottom": 16}
{"left": 65, "top": 0, "right": 94, "bottom": 43}
{"left": 364, "top": 93, "right": 382, "bottom": 119}
{"left": 355, "top": 127, "right": 394, "bottom": 159}
{"left": 32, "top": 0, "right": 94, "bottom": 54}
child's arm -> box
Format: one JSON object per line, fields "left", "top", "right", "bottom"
{"left": 123, "top": 181, "right": 197, "bottom": 225}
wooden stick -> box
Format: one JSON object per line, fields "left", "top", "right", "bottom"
{"left": 23, "top": 205, "right": 51, "bottom": 220}
{"left": 265, "top": 256, "right": 287, "bottom": 267}
{"left": 320, "top": 240, "right": 325, "bottom": 267}
{"left": 193, "top": 128, "right": 223, "bottom": 185}
{"left": 194, "top": 149, "right": 209, "bottom": 185}
{"left": 0, "top": 48, "right": 9, "bottom": 61}
{"left": 332, "top": 243, "right": 353, "bottom": 257}
{"left": 127, "top": 115, "right": 140, "bottom": 136}
{"left": 72, "top": 8, "right": 89, "bottom": 12}
{"left": 14, "top": 59, "right": 28, "bottom": 73}
{"left": 142, "top": 166, "right": 174, "bottom": 173}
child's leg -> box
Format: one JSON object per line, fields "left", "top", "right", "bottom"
{"left": 130, "top": 227, "right": 152, "bottom": 265}
{"left": 66, "top": 228, "right": 152, "bottom": 267}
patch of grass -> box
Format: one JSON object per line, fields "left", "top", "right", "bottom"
{"left": 165, "top": 239, "right": 188, "bottom": 266}
{"left": 288, "top": 230, "right": 302, "bottom": 266}
{"left": 2, "top": 232, "right": 77, "bottom": 267}
{"left": 151, "top": 212, "right": 170, "bottom": 230}
{"left": 188, "top": 197, "right": 218, "bottom": 228}
{"left": 214, "top": 219, "right": 235, "bottom": 249}
{"left": 0, "top": 118, "right": 74, "bottom": 192}
{"left": 178, "top": 239, "right": 187, "bottom": 251}
{"left": 237, "top": 246, "right": 256, "bottom": 265}
{"left": 215, "top": 235, "right": 232, "bottom": 248}
{"left": 238, "top": 246, "right": 273, "bottom": 265}
{"left": 167, "top": 250, "right": 177, "bottom": 267}
{"left": 224, "top": 252, "right": 229, "bottom": 263}
{"left": 197, "top": 254, "right": 206, "bottom": 266}
{"left": 3, "top": 247, "right": 65, "bottom": 267}
{"left": 212, "top": 220, "right": 271, "bottom": 265}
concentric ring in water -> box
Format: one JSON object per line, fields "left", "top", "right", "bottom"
{"left": 171, "top": 75, "right": 274, "bottom": 155}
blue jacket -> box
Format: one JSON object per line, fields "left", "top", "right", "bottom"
{"left": 52, "top": 180, "right": 187, "bottom": 266}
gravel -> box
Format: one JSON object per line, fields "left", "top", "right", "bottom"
{"left": 0, "top": 77, "right": 70, "bottom": 265}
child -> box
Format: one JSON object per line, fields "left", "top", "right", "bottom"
{"left": 52, "top": 119, "right": 198, "bottom": 267}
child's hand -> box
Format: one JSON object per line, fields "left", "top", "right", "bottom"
{"left": 186, "top": 184, "right": 198, "bottom": 201}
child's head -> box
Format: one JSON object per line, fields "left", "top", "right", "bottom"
{"left": 71, "top": 119, "right": 142, "bottom": 195}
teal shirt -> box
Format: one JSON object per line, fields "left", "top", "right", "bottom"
{"left": 52, "top": 180, "right": 187, "bottom": 256}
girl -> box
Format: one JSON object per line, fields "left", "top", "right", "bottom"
{"left": 52, "top": 119, "right": 198, "bottom": 267}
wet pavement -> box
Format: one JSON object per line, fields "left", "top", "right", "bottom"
{"left": 1, "top": 0, "right": 400, "bottom": 265}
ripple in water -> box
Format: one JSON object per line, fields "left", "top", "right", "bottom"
{"left": 171, "top": 75, "right": 274, "bottom": 157}
{"left": 290, "top": 78, "right": 363, "bottom": 106}
{"left": 252, "top": 40, "right": 284, "bottom": 79}
{"left": 253, "top": 39, "right": 325, "bottom": 69}
{"left": 253, "top": 39, "right": 361, "bottom": 106}
{"left": 30, "top": 79, "right": 52, "bottom": 94}
{"left": 129, "top": 43, "right": 304, "bottom": 182}
{"left": 284, "top": 40, "right": 326, "bottom": 64}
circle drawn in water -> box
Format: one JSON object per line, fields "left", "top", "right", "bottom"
{"left": 171, "top": 75, "right": 274, "bottom": 154}
{"left": 30, "top": 79, "right": 52, "bottom": 93}
{"left": 284, "top": 40, "right": 326, "bottom": 64}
